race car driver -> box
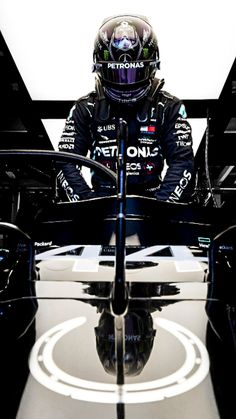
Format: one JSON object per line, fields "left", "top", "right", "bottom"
{"left": 57, "top": 14, "right": 195, "bottom": 203}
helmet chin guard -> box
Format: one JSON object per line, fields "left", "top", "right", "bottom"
{"left": 104, "top": 82, "right": 152, "bottom": 104}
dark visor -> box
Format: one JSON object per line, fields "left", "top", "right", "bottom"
{"left": 95, "top": 60, "right": 157, "bottom": 85}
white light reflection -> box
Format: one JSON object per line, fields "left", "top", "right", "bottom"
{"left": 29, "top": 316, "right": 210, "bottom": 404}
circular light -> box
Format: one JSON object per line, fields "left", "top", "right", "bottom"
{"left": 29, "top": 316, "right": 209, "bottom": 403}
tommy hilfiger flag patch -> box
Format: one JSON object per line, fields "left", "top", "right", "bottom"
{"left": 140, "top": 125, "right": 156, "bottom": 134}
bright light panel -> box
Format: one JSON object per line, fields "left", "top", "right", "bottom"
{"left": 0, "top": 0, "right": 236, "bottom": 100}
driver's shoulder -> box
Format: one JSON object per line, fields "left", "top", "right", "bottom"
{"left": 75, "top": 90, "right": 97, "bottom": 107}
{"left": 74, "top": 90, "right": 97, "bottom": 119}
{"left": 156, "top": 89, "right": 180, "bottom": 107}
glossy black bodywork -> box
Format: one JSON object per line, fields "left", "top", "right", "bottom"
{"left": 0, "top": 151, "right": 236, "bottom": 418}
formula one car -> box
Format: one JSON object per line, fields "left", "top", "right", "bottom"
{"left": 0, "top": 148, "right": 236, "bottom": 419}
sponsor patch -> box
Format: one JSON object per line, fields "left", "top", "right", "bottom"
{"left": 140, "top": 125, "right": 156, "bottom": 134}
{"left": 178, "top": 104, "right": 187, "bottom": 119}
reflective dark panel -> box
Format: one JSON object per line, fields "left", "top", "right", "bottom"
{"left": 0, "top": 151, "right": 236, "bottom": 419}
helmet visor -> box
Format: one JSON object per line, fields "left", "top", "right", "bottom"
{"left": 111, "top": 23, "right": 139, "bottom": 50}
{"left": 95, "top": 60, "right": 158, "bottom": 86}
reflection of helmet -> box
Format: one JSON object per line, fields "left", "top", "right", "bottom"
{"left": 95, "top": 310, "right": 156, "bottom": 376}
{"left": 93, "top": 15, "right": 160, "bottom": 102}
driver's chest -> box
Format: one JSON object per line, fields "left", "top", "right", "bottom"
{"left": 91, "top": 115, "right": 160, "bottom": 161}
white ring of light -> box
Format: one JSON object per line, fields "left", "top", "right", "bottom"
{"left": 29, "top": 316, "right": 210, "bottom": 403}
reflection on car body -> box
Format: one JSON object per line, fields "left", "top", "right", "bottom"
{"left": 0, "top": 151, "right": 236, "bottom": 418}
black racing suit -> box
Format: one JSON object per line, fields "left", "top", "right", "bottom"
{"left": 57, "top": 80, "right": 195, "bottom": 203}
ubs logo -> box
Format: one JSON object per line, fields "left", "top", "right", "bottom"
{"left": 97, "top": 124, "right": 116, "bottom": 133}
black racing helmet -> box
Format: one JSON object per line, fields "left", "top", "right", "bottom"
{"left": 95, "top": 310, "right": 156, "bottom": 376}
{"left": 93, "top": 15, "right": 160, "bottom": 90}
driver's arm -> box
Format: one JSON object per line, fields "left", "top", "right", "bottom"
{"left": 155, "top": 99, "right": 195, "bottom": 203}
{"left": 57, "top": 98, "right": 95, "bottom": 201}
